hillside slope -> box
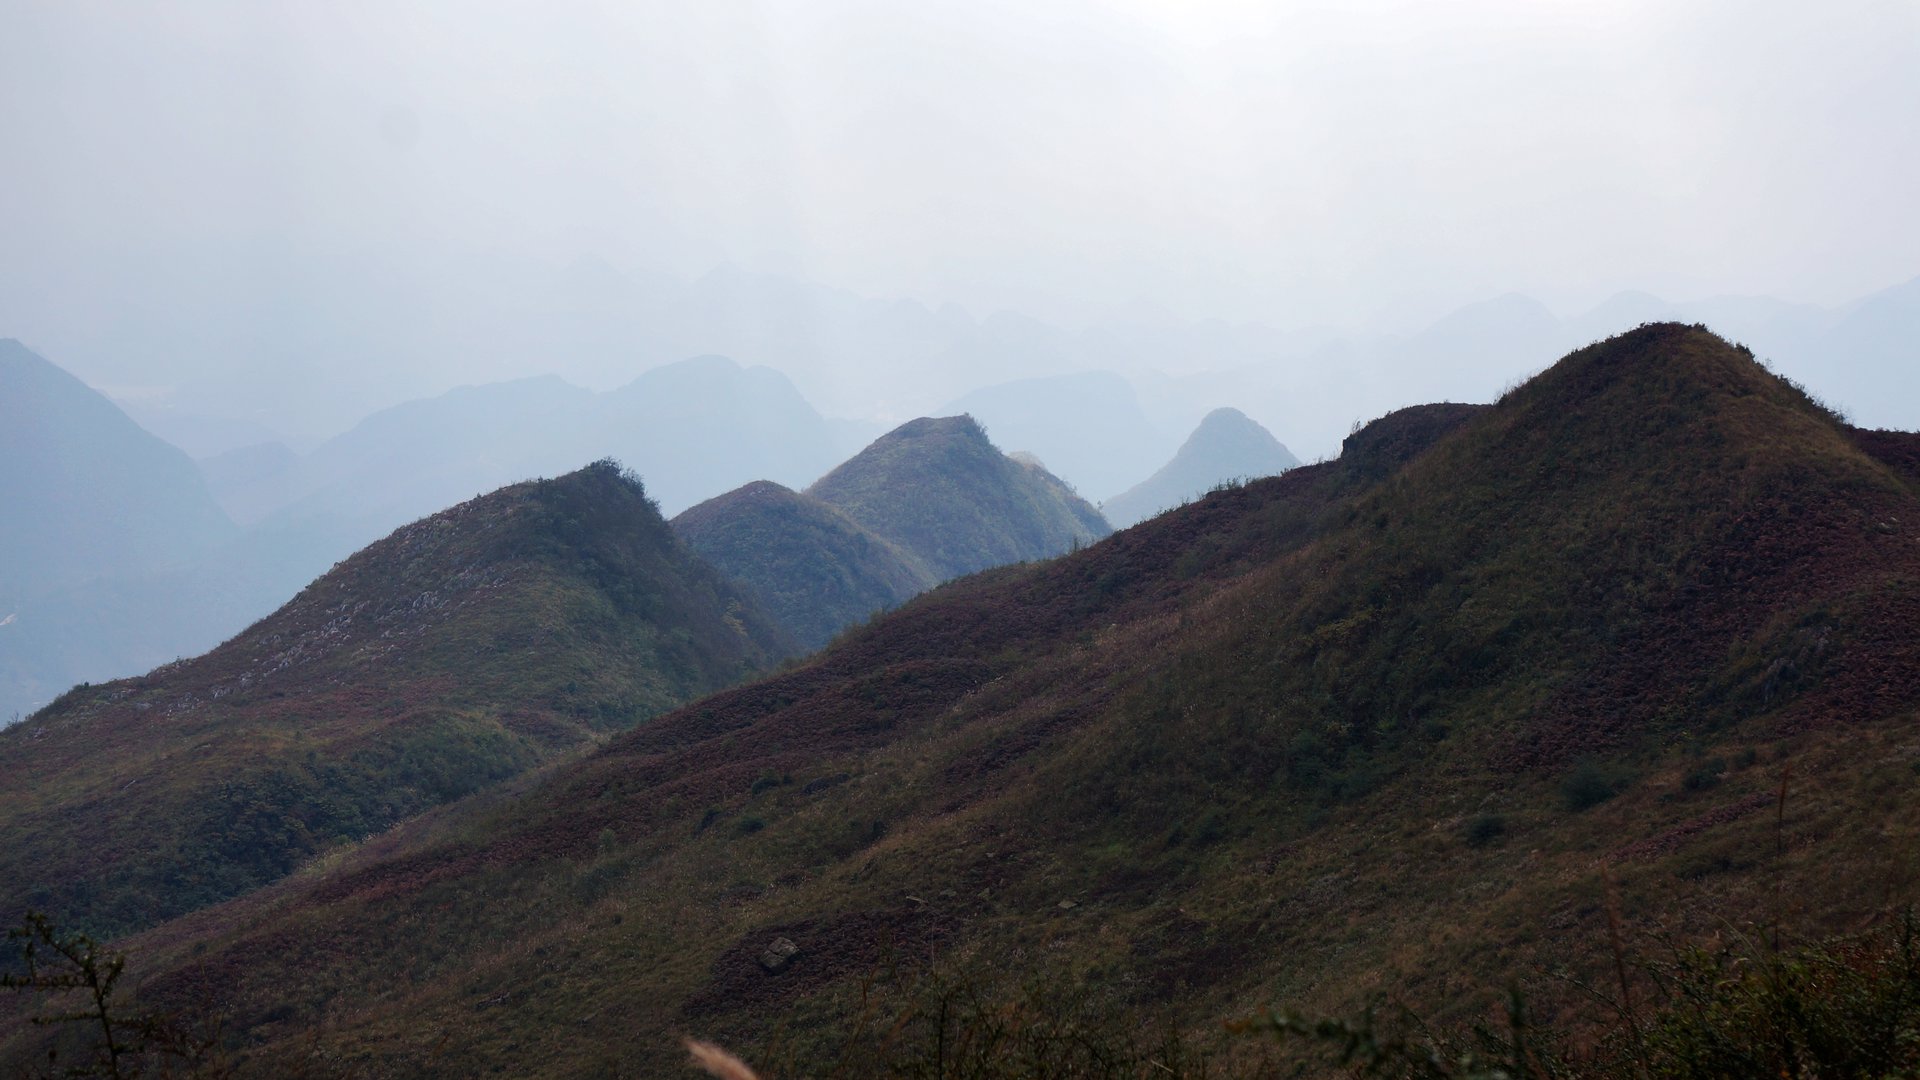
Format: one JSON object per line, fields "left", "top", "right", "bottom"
{"left": 807, "top": 415, "right": 1112, "bottom": 581}
{"left": 11, "top": 326, "right": 1920, "bottom": 1077}
{"left": 0, "top": 461, "right": 791, "bottom": 938}
{"left": 672, "top": 481, "right": 935, "bottom": 653}
{"left": 1102, "top": 406, "right": 1301, "bottom": 527}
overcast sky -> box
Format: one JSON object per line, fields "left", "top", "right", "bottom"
{"left": 2, "top": 0, "right": 1915, "bottom": 422}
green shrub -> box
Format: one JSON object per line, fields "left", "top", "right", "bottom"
{"left": 1465, "top": 814, "right": 1506, "bottom": 847}
{"left": 1561, "top": 758, "right": 1631, "bottom": 811}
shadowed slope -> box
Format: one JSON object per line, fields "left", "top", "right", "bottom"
{"left": 673, "top": 481, "right": 935, "bottom": 653}
{"left": 0, "top": 461, "right": 791, "bottom": 938}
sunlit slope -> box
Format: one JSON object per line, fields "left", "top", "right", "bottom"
{"left": 0, "top": 461, "right": 791, "bottom": 938}
{"left": 16, "top": 326, "right": 1920, "bottom": 1077}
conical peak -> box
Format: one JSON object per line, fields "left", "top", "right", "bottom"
{"left": 1503, "top": 322, "right": 1851, "bottom": 439}
{"left": 1195, "top": 406, "right": 1254, "bottom": 429}
{"left": 881, "top": 414, "right": 989, "bottom": 445}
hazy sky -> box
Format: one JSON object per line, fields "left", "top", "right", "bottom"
{"left": 2, "top": 1, "right": 1916, "bottom": 416}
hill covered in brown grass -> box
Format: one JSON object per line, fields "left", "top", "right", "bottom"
{"left": 6, "top": 326, "right": 1919, "bottom": 1077}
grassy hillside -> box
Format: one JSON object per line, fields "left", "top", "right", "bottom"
{"left": 807, "top": 415, "right": 1112, "bottom": 582}
{"left": 0, "top": 461, "right": 792, "bottom": 940}
{"left": 672, "top": 481, "right": 935, "bottom": 653}
{"left": 7, "top": 326, "right": 1919, "bottom": 1077}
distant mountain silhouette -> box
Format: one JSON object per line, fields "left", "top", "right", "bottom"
{"left": 807, "top": 415, "right": 1111, "bottom": 582}
{"left": 673, "top": 481, "right": 933, "bottom": 652}
{"left": 0, "top": 340, "right": 235, "bottom": 608}
{"left": 595, "top": 354, "right": 842, "bottom": 513}
{"left": 940, "top": 371, "right": 1167, "bottom": 501}
{"left": 197, "top": 440, "right": 301, "bottom": 524}
{"left": 3, "top": 352, "right": 845, "bottom": 724}
{"left": 1101, "top": 407, "right": 1300, "bottom": 527}
{"left": 0, "top": 341, "right": 240, "bottom": 720}
{"left": 237, "top": 355, "right": 839, "bottom": 536}
{"left": 1819, "top": 275, "right": 1920, "bottom": 431}
{"left": 0, "top": 460, "right": 790, "bottom": 936}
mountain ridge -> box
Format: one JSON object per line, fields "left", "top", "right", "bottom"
{"left": 0, "top": 460, "right": 791, "bottom": 938}
{"left": 806, "top": 415, "right": 1112, "bottom": 582}
{"left": 7, "top": 326, "right": 1919, "bottom": 1077}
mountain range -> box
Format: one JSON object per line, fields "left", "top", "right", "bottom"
{"left": 45, "top": 258, "right": 1920, "bottom": 481}
{"left": 208, "top": 353, "right": 841, "bottom": 530}
{"left": 674, "top": 416, "right": 1112, "bottom": 651}
{"left": 0, "top": 461, "right": 791, "bottom": 938}
{"left": 0, "top": 352, "right": 844, "bottom": 723}
{"left": 6, "top": 325, "right": 1913, "bottom": 1075}
{"left": 0, "top": 413, "right": 1112, "bottom": 935}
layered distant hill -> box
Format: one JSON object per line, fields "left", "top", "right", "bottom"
{"left": 1101, "top": 407, "right": 1300, "bottom": 527}
{"left": 673, "top": 481, "right": 932, "bottom": 653}
{"left": 220, "top": 354, "right": 840, "bottom": 533}
{"left": 37, "top": 326, "right": 1920, "bottom": 1077}
{"left": 1, "top": 352, "right": 842, "bottom": 724}
{"left": 0, "top": 341, "right": 242, "bottom": 720}
{"left": 806, "top": 415, "right": 1111, "bottom": 582}
{"left": 0, "top": 461, "right": 790, "bottom": 937}
{"left": 205, "top": 355, "right": 842, "bottom": 635}
{"left": 674, "top": 416, "right": 1114, "bottom": 652}
{"left": 0, "top": 339, "right": 234, "bottom": 610}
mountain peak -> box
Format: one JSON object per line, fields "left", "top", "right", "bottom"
{"left": 1102, "top": 407, "right": 1300, "bottom": 527}
{"left": 1510, "top": 322, "right": 1848, "bottom": 441}
{"left": 881, "top": 413, "right": 989, "bottom": 444}
{"left": 0, "top": 457, "right": 791, "bottom": 936}
{"left": 808, "top": 416, "right": 1109, "bottom": 582}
